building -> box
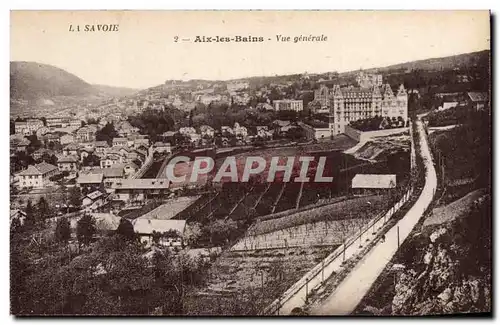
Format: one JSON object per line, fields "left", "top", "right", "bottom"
{"left": 233, "top": 122, "right": 248, "bottom": 138}
{"left": 329, "top": 83, "right": 408, "bottom": 135}
{"left": 467, "top": 92, "right": 489, "bottom": 110}
{"left": 95, "top": 141, "right": 110, "bottom": 154}
{"left": 153, "top": 142, "right": 171, "bottom": 154}
{"left": 199, "top": 125, "right": 215, "bottom": 138}
{"left": 314, "top": 85, "right": 331, "bottom": 109}
{"left": 10, "top": 209, "right": 27, "bottom": 226}
{"left": 75, "top": 125, "right": 97, "bottom": 142}
{"left": 46, "top": 116, "right": 70, "bottom": 128}
{"left": 57, "top": 155, "right": 80, "bottom": 172}
{"left": 16, "top": 139, "right": 30, "bottom": 152}
{"left": 131, "top": 219, "right": 186, "bottom": 247}
{"left": 351, "top": 174, "right": 396, "bottom": 194}
{"left": 112, "top": 137, "right": 128, "bottom": 147}
{"left": 227, "top": 81, "right": 249, "bottom": 92}
{"left": 82, "top": 190, "right": 106, "bottom": 211}
{"left": 100, "top": 152, "right": 124, "bottom": 169}
{"left": 15, "top": 119, "right": 44, "bottom": 135}
{"left": 63, "top": 143, "right": 80, "bottom": 156}
{"left": 356, "top": 71, "right": 383, "bottom": 88}
{"left": 77, "top": 172, "right": 104, "bottom": 192}
{"left": 15, "top": 162, "right": 59, "bottom": 189}
{"left": 179, "top": 127, "right": 197, "bottom": 136}
{"left": 60, "top": 134, "right": 75, "bottom": 145}
{"left": 273, "top": 99, "right": 304, "bottom": 112}
{"left": 111, "top": 179, "right": 170, "bottom": 203}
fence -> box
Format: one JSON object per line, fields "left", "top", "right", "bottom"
{"left": 261, "top": 185, "right": 414, "bottom": 315}
{"left": 262, "top": 121, "right": 419, "bottom": 315}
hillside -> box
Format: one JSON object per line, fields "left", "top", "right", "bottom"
{"left": 10, "top": 61, "right": 140, "bottom": 101}
{"left": 93, "top": 84, "right": 139, "bottom": 97}
{"left": 364, "top": 50, "right": 490, "bottom": 74}
{"left": 10, "top": 61, "right": 96, "bottom": 100}
{"left": 155, "top": 50, "right": 490, "bottom": 93}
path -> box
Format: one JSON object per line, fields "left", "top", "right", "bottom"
{"left": 310, "top": 116, "right": 437, "bottom": 315}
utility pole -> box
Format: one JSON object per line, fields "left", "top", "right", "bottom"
{"left": 305, "top": 277, "right": 309, "bottom": 303}
{"left": 343, "top": 237, "right": 346, "bottom": 262}
{"left": 322, "top": 260, "right": 325, "bottom": 283}
{"left": 397, "top": 226, "right": 400, "bottom": 248}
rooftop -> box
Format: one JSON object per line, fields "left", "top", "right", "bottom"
{"left": 111, "top": 178, "right": 169, "bottom": 190}
{"left": 351, "top": 174, "right": 396, "bottom": 189}
{"left": 17, "top": 162, "right": 58, "bottom": 176}
{"left": 131, "top": 219, "right": 186, "bottom": 235}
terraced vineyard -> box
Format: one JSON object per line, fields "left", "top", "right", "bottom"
{"left": 274, "top": 183, "right": 302, "bottom": 213}
{"left": 186, "top": 246, "right": 333, "bottom": 315}
{"left": 255, "top": 183, "right": 284, "bottom": 216}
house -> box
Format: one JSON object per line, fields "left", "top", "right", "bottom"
{"left": 15, "top": 119, "right": 44, "bottom": 135}
{"left": 75, "top": 125, "right": 97, "bottom": 142}
{"left": 256, "top": 126, "right": 272, "bottom": 138}
{"left": 33, "top": 148, "right": 54, "bottom": 161}
{"left": 199, "top": 125, "right": 215, "bottom": 138}
{"left": 179, "top": 127, "right": 197, "bottom": 136}
{"left": 16, "top": 139, "right": 30, "bottom": 152}
{"left": 131, "top": 219, "right": 186, "bottom": 247}
{"left": 77, "top": 172, "right": 104, "bottom": 192}
{"left": 36, "top": 126, "right": 51, "bottom": 137}
{"left": 15, "top": 162, "right": 59, "bottom": 189}
{"left": 45, "top": 133, "right": 61, "bottom": 145}
{"left": 80, "top": 147, "right": 95, "bottom": 162}
{"left": 221, "top": 125, "right": 234, "bottom": 135}
{"left": 46, "top": 116, "right": 70, "bottom": 128}
{"left": 111, "top": 179, "right": 170, "bottom": 203}
{"left": 100, "top": 153, "right": 124, "bottom": 168}
{"left": 132, "top": 137, "right": 149, "bottom": 148}
{"left": 153, "top": 142, "right": 171, "bottom": 154}
{"left": 112, "top": 137, "right": 128, "bottom": 147}
{"left": 89, "top": 167, "right": 124, "bottom": 190}
{"left": 94, "top": 141, "right": 109, "bottom": 154}
{"left": 63, "top": 143, "right": 80, "bottom": 156}
{"left": 116, "top": 121, "right": 139, "bottom": 137}
{"left": 82, "top": 190, "right": 106, "bottom": 211}
{"left": 123, "top": 162, "right": 139, "bottom": 176}
{"left": 60, "top": 134, "right": 75, "bottom": 145}
{"left": 69, "top": 119, "right": 83, "bottom": 128}
{"left": 351, "top": 174, "right": 397, "bottom": 194}
{"left": 57, "top": 155, "right": 80, "bottom": 172}
{"left": 233, "top": 122, "right": 248, "bottom": 138}
{"left": 467, "top": 92, "right": 489, "bottom": 110}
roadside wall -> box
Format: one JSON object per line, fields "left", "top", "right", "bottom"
{"left": 344, "top": 125, "right": 409, "bottom": 142}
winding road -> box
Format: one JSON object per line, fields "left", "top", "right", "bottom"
{"left": 309, "top": 115, "right": 437, "bottom": 315}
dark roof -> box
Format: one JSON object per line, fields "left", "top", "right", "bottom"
{"left": 467, "top": 92, "right": 488, "bottom": 103}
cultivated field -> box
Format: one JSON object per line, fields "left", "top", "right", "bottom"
{"left": 186, "top": 246, "right": 333, "bottom": 315}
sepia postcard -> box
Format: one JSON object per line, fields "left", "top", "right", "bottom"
{"left": 9, "top": 10, "right": 491, "bottom": 316}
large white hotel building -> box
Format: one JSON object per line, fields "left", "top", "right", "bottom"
{"left": 314, "top": 72, "right": 408, "bottom": 135}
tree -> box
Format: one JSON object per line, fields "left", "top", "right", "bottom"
{"left": 55, "top": 217, "right": 71, "bottom": 243}
{"left": 68, "top": 186, "right": 82, "bottom": 209}
{"left": 76, "top": 214, "right": 96, "bottom": 245}
{"left": 204, "top": 219, "right": 238, "bottom": 245}
{"left": 96, "top": 122, "right": 119, "bottom": 146}
{"left": 82, "top": 154, "right": 101, "bottom": 167}
{"left": 184, "top": 222, "right": 202, "bottom": 247}
{"left": 116, "top": 218, "right": 136, "bottom": 241}
{"left": 24, "top": 200, "right": 36, "bottom": 230}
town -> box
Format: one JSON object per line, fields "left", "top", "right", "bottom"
{"left": 10, "top": 49, "right": 491, "bottom": 315}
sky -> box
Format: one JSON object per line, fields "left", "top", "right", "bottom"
{"left": 10, "top": 10, "right": 491, "bottom": 89}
